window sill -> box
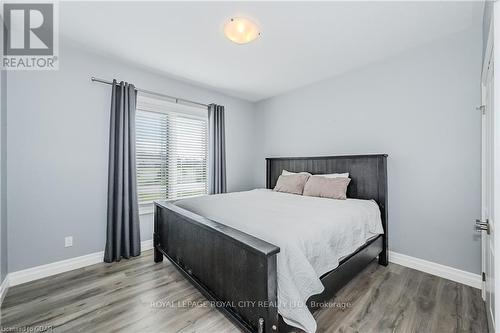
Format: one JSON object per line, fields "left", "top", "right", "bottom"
{"left": 138, "top": 193, "right": 207, "bottom": 216}
{"left": 139, "top": 205, "right": 154, "bottom": 216}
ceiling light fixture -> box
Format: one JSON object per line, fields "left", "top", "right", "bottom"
{"left": 224, "top": 17, "right": 260, "bottom": 44}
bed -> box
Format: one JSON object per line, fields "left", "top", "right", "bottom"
{"left": 153, "top": 154, "right": 388, "bottom": 333}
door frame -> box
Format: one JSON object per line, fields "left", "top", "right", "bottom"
{"left": 481, "top": 8, "right": 493, "bottom": 303}
{"left": 495, "top": 4, "right": 500, "bottom": 331}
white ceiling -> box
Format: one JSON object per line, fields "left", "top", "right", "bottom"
{"left": 60, "top": 1, "right": 484, "bottom": 101}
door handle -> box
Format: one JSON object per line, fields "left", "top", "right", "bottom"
{"left": 475, "top": 219, "right": 490, "bottom": 235}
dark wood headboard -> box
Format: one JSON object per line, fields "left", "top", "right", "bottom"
{"left": 266, "top": 154, "right": 388, "bottom": 249}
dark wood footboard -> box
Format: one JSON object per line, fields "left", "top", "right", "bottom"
{"left": 154, "top": 201, "right": 280, "bottom": 333}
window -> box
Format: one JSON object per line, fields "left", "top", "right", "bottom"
{"left": 135, "top": 94, "right": 208, "bottom": 212}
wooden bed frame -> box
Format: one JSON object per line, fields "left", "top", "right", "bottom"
{"left": 153, "top": 154, "right": 388, "bottom": 333}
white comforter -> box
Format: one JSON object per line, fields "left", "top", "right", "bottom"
{"left": 173, "top": 189, "right": 384, "bottom": 333}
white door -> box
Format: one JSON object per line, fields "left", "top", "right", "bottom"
{"left": 481, "top": 49, "right": 495, "bottom": 332}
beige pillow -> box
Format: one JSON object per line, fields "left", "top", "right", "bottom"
{"left": 273, "top": 174, "right": 310, "bottom": 195}
{"left": 303, "top": 175, "right": 351, "bottom": 200}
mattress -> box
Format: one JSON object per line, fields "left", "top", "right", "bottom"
{"left": 173, "top": 189, "right": 384, "bottom": 333}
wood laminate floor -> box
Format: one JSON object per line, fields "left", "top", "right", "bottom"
{"left": 0, "top": 250, "right": 488, "bottom": 333}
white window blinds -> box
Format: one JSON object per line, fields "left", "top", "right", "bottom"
{"left": 135, "top": 94, "right": 208, "bottom": 209}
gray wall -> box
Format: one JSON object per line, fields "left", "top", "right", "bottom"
{"left": 0, "top": 17, "right": 5, "bottom": 284}
{"left": 254, "top": 26, "right": 482, "bottom": 274}
{"left": 0, "top": 69, "right": 6, "bottom": 283}
{"left": 0, "top": 71, "right": 2, "bottom": 283}
{"left": 4, "top": 21, "right": 484, "bottom": 276}
{"left": 6, "top": 38, "right": 256, "bottom": 272}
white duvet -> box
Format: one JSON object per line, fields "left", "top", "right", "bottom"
{"left": 173, "top": 189, "right": 384, "bottom": 333}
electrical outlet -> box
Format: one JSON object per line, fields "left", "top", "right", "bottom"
{"left": 65, "top": 236, "right": 73, "bottom": 247}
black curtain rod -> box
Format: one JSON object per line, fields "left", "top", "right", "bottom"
{"left": 91, "top": 76, "right": 209, "bottom": 109}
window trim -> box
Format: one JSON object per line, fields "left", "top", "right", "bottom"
{"left": 137, "top": 93, "right": 208, "bottom": 119}
{"left": 136, "top": 93, "right": 209, "bottom": 215}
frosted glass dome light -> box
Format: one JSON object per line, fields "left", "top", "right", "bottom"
{"left": 224, "top": 17, "right": 261, "bottom": 44}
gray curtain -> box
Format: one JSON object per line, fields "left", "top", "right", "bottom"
{"left": 208, "top": 104, "right": 227, "bottom": 194}
{"left": 104, "top": 80, "right": 141, "bottom": 263}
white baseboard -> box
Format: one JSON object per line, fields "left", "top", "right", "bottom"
{"left": 0, "top": 274, "right": 10, "bottom": 306}
{"left": 389, "top": 251, "right": 482, "bottom": 289}
{"left": 7, "top": 239, "right": 153, "bottom": 287}
{"left": 2, "top": 243, "right": 480, "bottom": 297}
{"left": 141, "top": 239, "right": 153, "bottom": 252}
